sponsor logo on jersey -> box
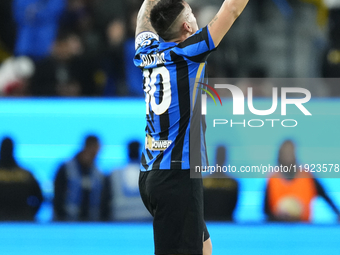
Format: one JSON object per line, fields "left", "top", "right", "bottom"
{"left": 146, "top": 134, "right": 172, "bottom": 151}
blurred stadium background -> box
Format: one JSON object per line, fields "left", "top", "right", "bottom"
{"left": 0, "top": 0, "right": 339, "bottom": 254}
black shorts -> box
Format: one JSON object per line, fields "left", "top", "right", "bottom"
{"left": 139, "top": 169, "right": 210, "bottom": 255}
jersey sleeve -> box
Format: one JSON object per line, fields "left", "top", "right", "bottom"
{"left": 135, "top": 31, "right": 160, "bottom": 50}
{"left": 174, "top": 26, "right": 217, "bottom": 63}
{"left": 134, "top": 31, "right": 160, "bottom": 68}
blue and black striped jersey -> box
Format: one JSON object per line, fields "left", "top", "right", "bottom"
{"left": 134, "top": 26, "right": 216, "bottom": 171}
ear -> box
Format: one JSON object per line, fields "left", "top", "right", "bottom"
{"left": 183, "top": 21, "right": 192, "bottom": 33}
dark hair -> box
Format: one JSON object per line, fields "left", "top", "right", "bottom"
{"left": 84, "top": 135, "right": 99, "bottom": 147}
{"left": 128, "top": 140, "right": 141, "bottom": 161}
{"left": 150, "top": 0, "right": 185, "bottom": 41}
{"left": 215, "top": 145, "right": 227, "bottom": 166}
{"left": 278, "top": 139, "right": 296, "bottom": 165}
{"left": 0, "top": 137, "right": 18, "bottom": 168}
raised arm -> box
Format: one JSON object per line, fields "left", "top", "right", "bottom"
{"left": 208, "top": 0, "right": 249, "bottom": 47}
{"left": 135, "top": 0, "right": 161, "bottom": 37}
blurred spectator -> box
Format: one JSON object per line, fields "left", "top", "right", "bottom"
{"left": 0, "top": 56, "right": 35, "bottom": 96}
{"left": 59, "top": 0, "right": 101, "bottom": 56}
{"left": 101, "top": 19, "right": 127, "bottom": 96}
{"left": 0, "top": 0, "right": 16, "bottom": 59}
{"left": 322, "top": 0, "right": 340, "bottom": 95}
{"left": 53, "top": 135, "right": 107, "bottom": 221}
{"left": 107, "top": 140, "right": 151, "bottom": 221}
{"left": 237, "top": 67, "right": 273, "bottom": 97}
{"left": 30, "top": 31, "right": 102, "bottom": 96}
{"left": 203, "top": 146, "right": 239, "bottom": 221}
{"left": 13, "top": 0, "right": 66, "bottom": 61}
{"left": 93, "top": 0, "right": 127, "bottom": 32}
{"left": 0, "top": 137, "right": 43, "bottom": 221}
{"left": 264, "top": 140, "right": 340, "bottom": 222}
{"left": 123, "top": 7, "right": 144, "bottom": 96}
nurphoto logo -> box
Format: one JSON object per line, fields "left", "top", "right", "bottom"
{"left": 194, "top": 80, "right": 312, "bottom": 128}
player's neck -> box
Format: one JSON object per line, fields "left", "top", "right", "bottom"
{"left": 167, "top": 33, "right": 191, "bottom": 44}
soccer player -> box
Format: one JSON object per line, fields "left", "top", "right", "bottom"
{"left": 134, "top": 0, "right": 249, "bottom": 254}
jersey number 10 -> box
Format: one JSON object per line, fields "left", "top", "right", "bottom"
{"left": 143, "top": 66, "right": 172, "bottom": 116}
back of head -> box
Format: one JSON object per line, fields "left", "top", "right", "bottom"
{"left": 128, "top": 140, "right": 141, "bottom": 162}
{"left": 150, "top": 0, "right": 185, "bottom": 41}
{"left": 278, "top": 139, "right": 296, "bottom": 170}
{"left": 0, "top": 137, "right": 17, "bottom": 168}
{"left": 84, "top": 135, "right": 99, "bottom": 148}
{"left": 215, "top": 145, "right": 227, "bottom": 166}
{"left": 80, "top": 135, "right": 100, "bottom": 165}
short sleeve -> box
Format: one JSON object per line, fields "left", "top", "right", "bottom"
{"left": 174, "top": 26, "right": 217, "bottom": 63}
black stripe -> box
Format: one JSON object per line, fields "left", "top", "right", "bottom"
{"left": 148, "top": 70, "right": 155, "bottom": 124}
{"left": 146, "top": 149, "right": 153, "bottom": 160}
{"left": 201, "top": 26, "right": 210, "bottom": 49}
{"left": 170, "top": 52, "right": 190, "bottom": 169}
{"left": 146, "top": 80, "right": 155, "bottom": 132}
{"left": 156, "top": 46, "right": 176, "bottom": 67}
{"left": 158, "top": 74, "right": 164, "bottom": 105}
{"left": 185, "top": 52, "right": 213, "bottom": 63}
{"left": 141, "top": 153, "right": 148, "bottom": 170}
{"left": 158, "top": 46, "right": 177, "bottom": 53}
{"left": 146, "top": 123, "right": 155, "bottom": 135}
{"left": 150, "top": 110, "right": 154, "bottom": 124}
{"left": 177, "top": 29, "right": 205, "bottom": 49}
{"left": 148, "top": 45, "right": 159, "bottom": 50}
{"left": 151, "top": 68, "right": 170, "bottom": 169}
{"left": 152, "top": 153, "right": 164, "bottom": 170}
{"left": 147, "top": 109, "right": 155, "bottom": 133}
{"left": 152, "top": 109, "right": 170, "bottom": 169}
{"left": 142, "top": 75, "right": 146, "bottom": 90}
{"left": 157, "top": 26, "right": 209, "bottom": 53}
